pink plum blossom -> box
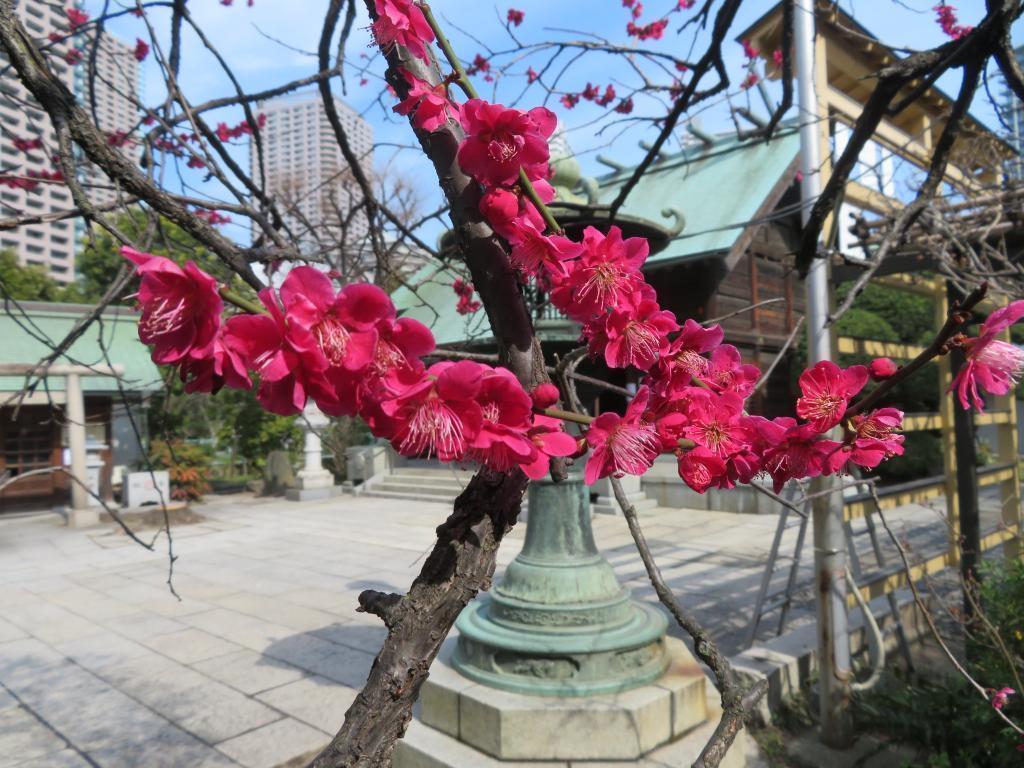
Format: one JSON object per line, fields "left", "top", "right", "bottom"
{"left": 796, "top": 360, "right": 868, "bottom": 433}
{"left": 457, "top": 99, "right": 556, "bottom": 186}
{"left": 950, "top": 300, "right": 1024, "bottom": 411}
{"left": 371, "top": 0, "right": 435, "bottom": 63}
{"left": 584, "top": 386, "right": 661, "bottom": 484}
{"left": 121, "top": 246, "right": 223, "bottom": 366}
{"left": 393, "top": 69, "right": 461, "bottom": 132}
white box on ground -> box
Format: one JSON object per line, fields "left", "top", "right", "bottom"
{"left": 125, "top": 471, "right": 170, "bottom": 507}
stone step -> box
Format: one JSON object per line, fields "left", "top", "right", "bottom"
{"left": 362, "top": 489, "right": 459, "bottom": 504}
{"left": 371, "top": 482, "right": 466, "bottom": 498}
{"left": 390, "top": 467, "right": 478, "bottom": 480}
{"left": 592, "top": 496, "right": 660, "bottom": 515}
{"left": 383, "top": 474, "right": 474, "bottom": 489}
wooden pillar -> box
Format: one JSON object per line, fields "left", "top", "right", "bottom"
{"left": 936, "top": 285, "right": 961, "bottom": 569}
{"left": 949, "top": 285, "right": 981, "bottom": 627}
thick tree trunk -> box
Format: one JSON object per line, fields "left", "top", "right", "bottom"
{"left": 310, "top": 468, "right": 527, "bottom": 767}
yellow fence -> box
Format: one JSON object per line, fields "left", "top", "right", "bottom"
{"left": 836, "top": 276, "right": 1022, "bottom": 606}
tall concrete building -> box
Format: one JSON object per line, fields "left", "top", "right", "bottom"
{"left": 0, "top": 1, "right": 139, "bottom": 282}
{"left": 0, "top": 1, "right": 80, "bottom": 282}
{"left": 79, "top": 32, "right": 141, "bottom": 206}
{"left": 251, "top": 91, "right": 374, "bottom": 263}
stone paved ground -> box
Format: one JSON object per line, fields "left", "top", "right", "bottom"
{"left": 0, "top": 488, "right": 995, "bottom": 767}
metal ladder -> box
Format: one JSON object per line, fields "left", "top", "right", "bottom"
{"left": 744, "top": 481, "right": 811, "bottom": 649}
{"left": 842, "top": 470, "right": 915, "bottom": 671}
{"left": 744, "top": 476, "right": 915, "bottom": 671}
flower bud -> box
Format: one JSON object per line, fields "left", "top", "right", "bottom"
{"left": 531, "top": 382, "right": 560, "bottom": 409}
{"left": 868, "top": 357, "right": 899, "bottom": 380}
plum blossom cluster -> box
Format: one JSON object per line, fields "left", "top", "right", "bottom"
{"left": 126, "top": 0, "right": 1024, "bottom": 497}
{"left": 396, "top": 70, "right": 912, "bottom": 489}
{"left": 934, "top": 3, "right": 972, "bottom": 39}
{"left": 121, "top": 250, "right": 578, "bottom": 481}
{"left": 452, "top": 278, "right": 481, "bottom": 315}
{"left": 559, "top": 82, "right": 621, "bottom": 112}
{"left": 190, "top": 208, "right": 232, "bottom": 226}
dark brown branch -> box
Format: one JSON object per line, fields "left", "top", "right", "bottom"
{"left": 319, "top": 0, "right": 386, "bottom": 266}
{"left": 606, "top": 0, "right": 744, "bottom": 220}
{"left": 844, "top": 281, "right": 987, "bottom": 419}
{"left": 310, "top": 469, "right": 527, "bottom": 768}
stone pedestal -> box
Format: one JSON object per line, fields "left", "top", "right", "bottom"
{"left": 286, "top": 404, "right": 341, "bottom": 501}
{"left": 392, "top": 638, "right": 750, "bottom": 768}
{"left": 592, "top": 473, "right": 658, "bottom": 515}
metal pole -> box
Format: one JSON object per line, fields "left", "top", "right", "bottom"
{"left": 794, "top": 0, "right": 853, "bottom": 746}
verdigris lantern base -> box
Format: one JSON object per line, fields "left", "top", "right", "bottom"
{"left": 452, "top": 473, "right": 669, "bottom": 696}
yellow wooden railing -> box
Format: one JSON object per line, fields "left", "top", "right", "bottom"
{"left": 836, "top": 276, "right": 1022, "bottom": 607}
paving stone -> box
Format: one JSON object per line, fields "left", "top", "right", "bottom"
{"left": 192, "top": 649, "right": 306, "bottom": 695}
{"left": 256, "top": 675, "right": 357, "bottom": 733}
{"left": 214, "top": 593, "right": 342, "bottom": 632}
{"left": 215, "top": 717, "right": 328, "bottom": 768}
{"left": 1, "top": 603, "right": 104, "bottom": 646}
{"left": 27, "top": 687, "right": 173, "bottom": 753}
{"left": 0, "top": 706, "right": 67, "bottom": 768}
{"left": 99, "top": 657, "right": 281, "bottom": 743}
{"left": 181, "top": 608, "right": 294, "bottom": 651}
{"left": 10, "top": 748, "right": 94, "bottom": 768}
{"left": 263, "top": 634, "right": 374, "bottom": 688}
{"left": 87, "top": 724, "right": 242, "bottom": 768}
{"left": 143, "top": 627, "right": 244, "bottom": 664}
{"left": 307, "top": 621, "right": 387, "bottom": 655}
{"left": 54, "top": 633, "right": 151, "bottom": 672}
{"left": 102, "top": 611, "right": 188, "bottom": 641}
{"left": 0, "top": 620, "right": 27, "bottom": 644}
{"left": 0, "top": 689, "right": 17, "bottom": 713}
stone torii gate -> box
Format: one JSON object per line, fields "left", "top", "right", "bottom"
{"left": 0, "top": 362, "right": 124, "bottom": 527}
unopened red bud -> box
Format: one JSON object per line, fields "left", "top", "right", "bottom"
{"left": 868, "top": 357, "right": 899, "bottom": 380}
{"left": 531, "top": 383, "right": 560, "bottom": 409}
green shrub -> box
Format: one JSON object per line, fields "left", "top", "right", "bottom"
{"left": 855, "top": 557, "right": 1024, "bottom": 766}
{"left": 149, "top": 439, "right": 212, "bottom": 501}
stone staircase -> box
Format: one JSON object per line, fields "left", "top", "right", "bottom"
{"left": 361, "top": 465, "right": 476, "bottom": 504}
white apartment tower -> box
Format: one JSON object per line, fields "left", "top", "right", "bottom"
{"left": 252, "top": 91, "right": 374, "bottom": 263}
{"left": 79, "top": 32, "right": 141, "bottom": 206}
{"left": 0, "top": 1, "right": 139, "bottom": 282}
{"left": 0, "top": 1, "right": 80, "bottom": 282}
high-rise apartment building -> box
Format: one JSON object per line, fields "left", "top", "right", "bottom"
{"left": 0, "top": 1, "right": 80, "bottom": 282}
{"left": 79, "top": 32, "right": 141, "bottom": 206}
{"left": 0, "top": 1, "right": 139, "bottom": 282}
{"left": 251, "top": 91, "right": 374, "bottom": 263}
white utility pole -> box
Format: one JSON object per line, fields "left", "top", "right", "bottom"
{"left": 793, "top": 0, "right": 853, "bottom": 747}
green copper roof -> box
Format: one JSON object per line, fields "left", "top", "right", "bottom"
{"left": 0, "top": 301, "right": 162, "bottom": 393}
{"left": 593, "top": 128, "right": 800, "bottom": 265}
{"left": 391, "top": 128, "right": 800, "bottom": 344}
{"left": 391, "top": 265, "right": 494, "bottom": 346}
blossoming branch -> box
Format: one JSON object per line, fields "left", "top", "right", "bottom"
{"left": 121, "top": 0, "right": 1024, "bottom": 500}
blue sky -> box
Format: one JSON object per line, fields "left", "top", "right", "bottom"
{"left": 86, "top": 0, "right": 1022, "bottom": 245}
